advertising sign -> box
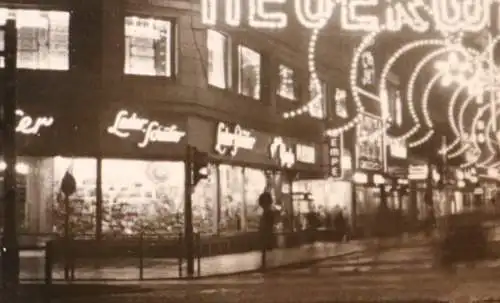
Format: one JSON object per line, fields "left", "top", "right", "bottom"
{"left": 329, "top": 134, "right": 343, "bottom": 179}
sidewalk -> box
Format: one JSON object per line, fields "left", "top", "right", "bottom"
{"left": 18, "top": 241, "right": 364, "bottom": 281}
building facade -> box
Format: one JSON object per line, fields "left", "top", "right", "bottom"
{"left": 0, "top": 0, "right": 350, "bottom": 238}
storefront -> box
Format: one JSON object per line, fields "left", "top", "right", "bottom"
{"left": 7, "top": 104, "right": 325, "bottom": 238}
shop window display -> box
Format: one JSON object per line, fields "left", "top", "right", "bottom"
{"left": 243, "top": 168, "right": 267, "bottom": 231}
{"left": 192, "top": 164, "right": 218, "bottom": 233}
{"left": 219, "top": 165, "right": 244, "bottom": 232}
{"left": 52, "top": 157, "right": 97, "bottom": 237}
{"left": 101, "top": 160, "right": 184, "bottom": 236}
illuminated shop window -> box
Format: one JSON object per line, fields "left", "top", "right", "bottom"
{"left": 0, "top": 8, "right": 69, "bottom": 70}
{"left": 309, "top": 80, "right": 326, "bottom": 119}
{"left": 219, "top": 165, "right": 244, "bottom": 232}
{"left": 124, "top": 16, "right": 173, "bottom": 77}
{"left": 243, "top": 168, "right": 267, "bottom": 231}
{"left": 277, "top": 64, "right": 296, "bottom": 100}
{"left": 101, "top": 159, "right": 184, "bottom": 235}
{"left": 207, "top": 29, "right": 230, "bottom": 89}
{"left": 237, "top": 45, "right": 261, "bottom": 99}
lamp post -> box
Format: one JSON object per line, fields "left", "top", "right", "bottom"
{"left": 1, "top": 19, "right": 19, "bottom": 300}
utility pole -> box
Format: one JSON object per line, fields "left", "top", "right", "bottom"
{"left": 184, "top": 145, "right": 194, "bottom": 277}
{"left": 1, "top": 19, "right": 19, "bottom": 301}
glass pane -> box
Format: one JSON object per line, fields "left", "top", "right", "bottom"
{"left": 101, "top": 160, "right": 184, "bottom": 236}
{"left": 192, "top": 164, "right": 218, "bottom": 233}
{"left": 238, "top": 46, "right": 260, "bottom": 99}
{"left": 219, "top": 165, "right": 244, "bottom": 233}
{"left": 277, "top": 64, "right": 296, "bottom": 100}
{"left": 124, "top": 16, "right": 172, "bottom": 77}
{"left": 52, "top": 157, "right": 98, "bottom": 238}
{"left": 14, "top": 9, "right": 69, "bottom": 70}
{"left": 243, "top": 168, "right": 267, "bottom": 231}
{"left": 207, "top": 30, "right": 227, "bottom": 89}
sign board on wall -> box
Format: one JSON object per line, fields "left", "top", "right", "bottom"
{"left": 214, "top": 122, "right": 256, "bottom": 156}
{"left": 355, "top": 113, "right": 384, "bottom": 171}
{"left": 16, "top": 109, "right": 54, "bottom": 135}
{"left": 107, "top": 109, "right": 186, "bottom": 148}
{"left": 295, "top": 144, "right": 316, "bottom": 164}
{"left": 329, "top": 134, "right": 343, "bottom": 179}
{"left": 408, "top": 164, "right": 428, "bottom": 180}
{"left": 269, "top": 137, "right": 295, "bottom": 168}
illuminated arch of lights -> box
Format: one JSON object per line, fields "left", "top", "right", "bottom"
{"left": 200, "top": 0, "right": 500, "bottom": 166}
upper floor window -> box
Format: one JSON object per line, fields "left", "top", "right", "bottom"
{"left": 0, "top": 8, "right": 69, "bottom": 70}
{"left": 124, "top": 16, "right": 173, "bottom": 77}
{"left": 237, "top": 45, "right": 260, "bottom": 100}
{"left": 207, "top": 30, "right": 230, "bottom": 89}
{"left": 309, "top": 80, "right": 326, "bottom": 119}
{"left": 277, "top": 64, "right": 296, "bottom": 100}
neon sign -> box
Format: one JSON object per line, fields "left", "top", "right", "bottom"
{"left": 107, "top": 110, "right": 186, "bottom": 148}
{"left": 201, "top": 0, "right": 491, "bottom": 33}
{"left": 214, "top": 122, "right": 257, "bottom": 156}
{"left": 329, "top": 134, "right": 344, "bottom": 179}
{"left": 16, "top": 109, "right": 54, "bottom": 135}
{"left": 269, "top": 137, "right": 295, "bottom": 168}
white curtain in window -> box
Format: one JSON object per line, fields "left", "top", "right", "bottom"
{"left": 238, "top": 46, "right": 260, "bottom": 99}
{"left": 125, "top": 16, "right": 171, "bottom": 76}
{"left": 0, "top": 9, "right": 69, "bottom": 70}
{"left": 278, "top": 65, "right": 295, "bottom": 100}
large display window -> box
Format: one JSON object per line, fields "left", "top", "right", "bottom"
{"left": 101, "top": 159, "right": 184, "bottom": 235}
{"left": 13, "top": 156, "right": 289, "bottom": 236}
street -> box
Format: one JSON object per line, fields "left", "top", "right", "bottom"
{"left": 45, "top": 243, "right": 500, "bottom": 303}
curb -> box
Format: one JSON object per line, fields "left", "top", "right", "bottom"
{"left": 184, "top": 248, "right": 366, "bottom": 280}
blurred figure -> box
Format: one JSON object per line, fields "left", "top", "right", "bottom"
{"left": 258, "top": 191, "right": 275, "bottom": 250}
{"left": 333, "top": 206, "right": 348, "bottom": 242}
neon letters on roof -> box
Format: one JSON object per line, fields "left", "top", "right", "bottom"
{"left": 202, "top": 0, "right": 492, "bottom": 33}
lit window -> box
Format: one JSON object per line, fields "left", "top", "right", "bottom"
{"left": 277, "top": 64, "right": 296, "bottom": 100}
{"left": 124, "top": 16, "right": 173, "bottom": 77}
{"left": 0, "top": 8, "right": 69, "bottom": 70}
{"left": 207, "top": 30, "right": 230, "bottom": 89}
{"left": 238, "top": 45, "right": 260, "bottom": 99}
{"left": 309, "top": 80, "right": 326, "bottom": 119}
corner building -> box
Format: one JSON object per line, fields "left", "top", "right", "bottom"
{"left": 0, "top": 0, "right": 337, "bottom": 240}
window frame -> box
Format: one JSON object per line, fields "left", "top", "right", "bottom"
{"left": 123, "top": 14, "right": 177, "bottom": 79}
{"left": 236, "top": 44, "right": 262, "bottom": 100}
{"left": 276, "top": 63, "right": 299, "bottom": 101}
{"left": 0, "top": 7, "right": 70, "bottom": 71}
{"left": 206, "top": 29, "right": 232, "bottom": 90}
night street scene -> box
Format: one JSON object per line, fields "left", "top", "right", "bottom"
{"left": 4, "top": 0, "right": 500, "bottom": 302}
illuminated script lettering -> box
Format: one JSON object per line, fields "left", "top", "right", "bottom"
{"left": 269, "top": 137, "right": 295, "bottom": 168}
{"left": 107, "top": 110, "right": 186, "bottom": 148}
{"left": 15, "top": 109, "right": 54, "bottom": 135}
{"left": 202, "top": 0, "right": 493, "bottom": 33}
{"left": 214, "top": 122, "right": 257, "bottom": 156}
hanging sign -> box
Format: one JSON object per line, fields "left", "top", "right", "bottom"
{"left": 214, "top": 122, "right": 256, "bottom": 156}
{"left": 269, "top": 137, "right": 295, "bottom": 168}
{"left": 355, "top": 114, "right": 384, "bottom": 171}
{"left": 107, "top": 110, "right": 186, "bottom": 148}
{"left": 15, "top": 109, "right": 54, "bottom": 135}
{"left": 329, "top": 134, "right": 344, "bottom": 179}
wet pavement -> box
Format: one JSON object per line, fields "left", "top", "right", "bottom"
{"left": 41, "top": 244, "right": 500, "bottom": 302}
